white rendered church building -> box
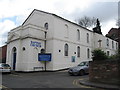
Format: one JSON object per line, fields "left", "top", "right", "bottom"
{"left": 6, "top": 9, "right": 118, "bottom": 71}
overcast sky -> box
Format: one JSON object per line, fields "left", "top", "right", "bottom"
{"left": 0, "top": 0, "right": 119, "bottom": 47}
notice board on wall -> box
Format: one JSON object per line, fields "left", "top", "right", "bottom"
{"left": 38, "top": 53, "right": 51, "bottom": 61}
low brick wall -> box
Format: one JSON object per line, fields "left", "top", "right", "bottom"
{"left": 89, "top": 59, "right": 120, "bottom": 85}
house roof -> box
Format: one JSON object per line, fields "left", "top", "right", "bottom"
{"left": 108, "top": 28, "right": 118, "bottom": 33}
{"left": 22, "top": 9, "right": 92, "bottom": 32}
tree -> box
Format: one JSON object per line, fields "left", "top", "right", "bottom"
{"left": 92, "top": 49, "right": 108, "bottom": 61}
{"left": 76, "top": 16, "right": 97, "bottom": 28}
{"left": 93, "top": 19, "right": 102, "bottom": 35}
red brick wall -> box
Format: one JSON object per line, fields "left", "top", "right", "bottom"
{"left": 2, "top": 45, "right": 7, "bottom": 59}
{"left": 0, "top": 45, "right": 7, "bottom": 63}
{"left": 107, "top": 28, "right": 120, "bottom": 48}
{"left": 108, "top": 28, "right": 118, "bottom": 36}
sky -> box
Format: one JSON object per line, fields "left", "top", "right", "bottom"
{"left": 0, "top": 0, "right": 119, "bottom": 47}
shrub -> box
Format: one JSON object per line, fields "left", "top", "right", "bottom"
{"left": 117, "top": 49, "right": 120, "bottom": 59}
{"left": 108, "top": 49, "right": 120, "bottom": 60}
{"left": 92, "top": 49, "right": 108, "bottom": 61}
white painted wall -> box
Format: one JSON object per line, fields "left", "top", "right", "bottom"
{"left": 51, "top": 16, "right": 93, "bottom": 70}
{"left": 52, "top": 39, "right": 92, "bottom": 70}
{"left": 93, "top": 33, "right": 118, "bottom": 55}
{"left": 23, "top": 10, "right": 54, "bottom": 39}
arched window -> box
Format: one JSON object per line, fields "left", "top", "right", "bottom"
{"left": 77, "top": 46, "right": 80, "bottom": 57}
{"left": 65, "top": 24, "right": 69, "bottom": 38}
{"left": 98, "top": 40, "right": 102, "bottom": 48}
{"left": 87, "top": 48, "right": 90, "bottom": 58}
{"left": 64, "top": 43, "right": 69, "bottom": 56}
{"left": 87, "top": 33, "right": 89, "bottom": 43}
{"left": 13, "top": 47, "right": 16, "bottom": 53}
{"left": 77, "top": 29, "right": 80, "bottom": 41}
{"left": 116, "top": 43, "right": 118, "bottom": 50}
{"left": 107, "top": 51, "right": 110, "bottom": 56}
{"left": 106, "top": 39, "right": 109, "bottom": 47}
{"left": 12, "top": 47, "right": 17, "bottom": 70}
{"left": 44, "top": 23, "right": 48, "bottom": 30}
{"left": 112, "top": 41, "right": 114, "bottom": 49}
{"left": 41, "top": 48, "right": 45, "bottom": 53}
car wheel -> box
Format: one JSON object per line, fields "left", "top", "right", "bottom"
{"left": 79, "top": 70, "right": 85, "bottom": 76}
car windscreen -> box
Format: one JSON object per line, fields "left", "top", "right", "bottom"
{"left": 78, "top": 62, "right": 88, "bottom": 66}
{"left": 2, "top": 64, "right": 10, "bottom": 67}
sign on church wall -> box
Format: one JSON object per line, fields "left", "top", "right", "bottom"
{"left": 38, "top": 53, "right": 52, "bottom": 61}
{"left": 30, "top": 41, "right": 41, "bottom": 47}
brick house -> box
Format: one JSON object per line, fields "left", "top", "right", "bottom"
{"left": 0, "top": 45, "right": 7, "bottom": 63}
{"left": 106, "top": 27, "right": 120, "bottom": 48}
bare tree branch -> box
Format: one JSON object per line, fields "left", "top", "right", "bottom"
{"left": 76, "top": 16, "right": 97, "bottom": 28}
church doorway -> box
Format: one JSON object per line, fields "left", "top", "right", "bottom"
{"left": 12, "top": 47, "right": 17, "bottom": 70}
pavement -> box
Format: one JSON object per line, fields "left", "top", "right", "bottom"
{"left": 79, "top": 77, "right": 120, "bottom": 90}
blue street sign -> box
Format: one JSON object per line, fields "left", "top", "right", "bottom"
{"left": 38, "top": 53, "right": 51, "bottom": 61}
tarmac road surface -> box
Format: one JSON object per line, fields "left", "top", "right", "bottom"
{"left": 2, "top": 71, "right": 102, "bottom": 89}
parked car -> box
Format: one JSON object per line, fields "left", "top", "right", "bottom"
{"left": 68, "top": 61, "right": 89, "bottom": 76}
{"left": 0, "top": 63, "right": 11, "bottom": 73}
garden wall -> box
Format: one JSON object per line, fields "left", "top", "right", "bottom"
{"left": 89, "top": 59, "right": 120, "bottom": 85}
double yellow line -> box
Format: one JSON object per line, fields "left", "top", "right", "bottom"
{"left": 0, "top": 85, "right": 7, "bottom": 89}
{"left": 73, "top": 79, "right": 94, "bottom": 88}
{"left": 0, "top": 85, "right": 12, "bottom": 90}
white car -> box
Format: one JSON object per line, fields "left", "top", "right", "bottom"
{"left": 0, "top": 63, "right": 11, "bottom": 73}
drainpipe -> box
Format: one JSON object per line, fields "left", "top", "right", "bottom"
{"left": 44, "top": 31, "right": 47, "bottom": 71}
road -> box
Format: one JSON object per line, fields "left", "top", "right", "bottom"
{"left": 2, "top": 71, "right": 99, "bottom": 89}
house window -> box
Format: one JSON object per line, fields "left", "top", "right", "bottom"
{"left": 87, "top": 48, "right": 90, "bottom": 58}
{"left": 71, "top": 56, "right": 75, "bottom": 62}
{"left": 106, "top": 39, "right": 109, "bottom": 47}
{"left": 112, "top": 41, "right": 114, "bottom": 49}
{"left": 107, "top": 51, "right": 110, "bottom": 56}
{"left": 64, "top": 43, "right": 69, "bottom": 56}
{"left": 77, "top": 29, "right": 80, "bottom": 41}
{"left": 87, "top": 33, "right": 89, "bottom": 43}
{"left": 41, "top": 48, "right": 45, "bottom": 53}
{"left": 98, "top": 40, "right": 102, "bottom": 48}
{"left": 65, "top": 24, "right": 69, "bottom": 38}
{"left": 77, "top": 46, "right": 80, "bottom": 57}
{"left": 116, "top": 43, "right": 118, "bottom": 50}
{"left": 44, "top": 23, "right": 48, "bottom": 30}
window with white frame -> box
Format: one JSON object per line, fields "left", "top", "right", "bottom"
{"left": 106, "top": 39, "right": 109, "bottom": 47}
{"left": 87, "top": 48, "right": 90, "bottom": 58}
{"left": 65, "top": 24, "right": 69, "bottom": 38}
{"left": 112, "top": 41, "right": 114, "bottom": 49}
{"left": 116, "top": 43, "right": 118, "bottom": 50}
{"left": 98, "top": 40, "right": 102, "bottom": 48}
{"left": 107, "top": 51, "right": 110, "bottom": 56}
{"left": 77, "top": 29, "right": 80, "bottom": 41}
{"left": 77, "top": 46, "right": 80, "bottom": 57}
{"left": 44, "top": 22, "right": 48, "bottom": 30}
{"left": 64, "top": 43, "right": 69, "bottom": 56}
{"left": 87, "top": 33, "right": 89, "bottom": 43}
